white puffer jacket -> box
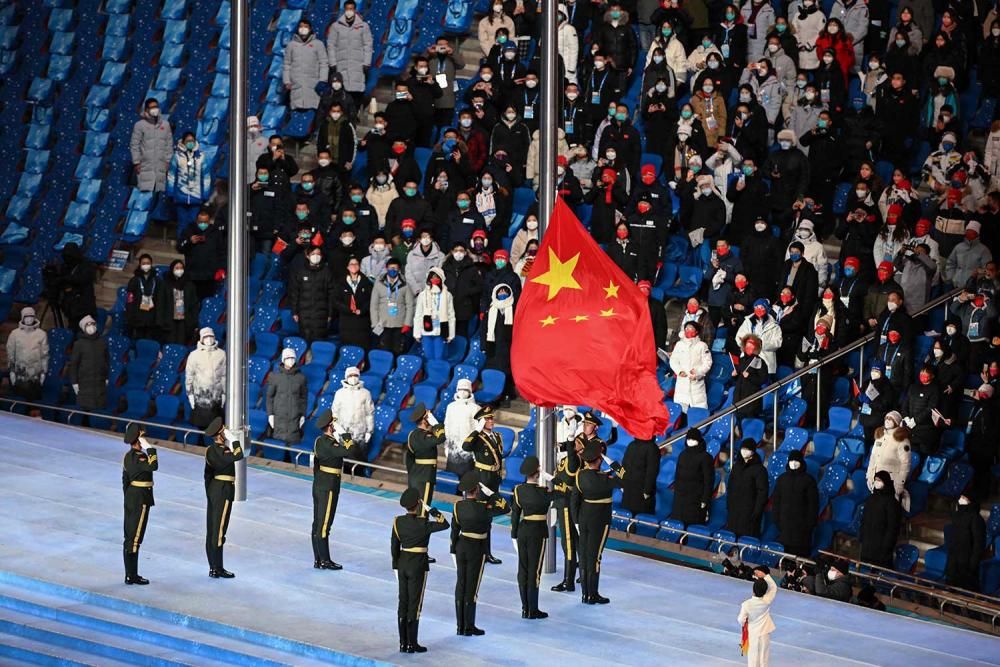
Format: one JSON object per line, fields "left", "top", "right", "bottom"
{"left": 786, "top": 220, "right": 829, "bottom": 290}
{"left": 331, "top": 379, "right": 375, "bottom": 438}
{"left": 444, "top": 394, "right": 480, "bottom": 464}
{"left": 6, "top": 319, "right": 48, "bottom": 381}
{"left": 669, "top": 336, "right": 712, "bottom": 410}
{"left": 185, "top": 338, "right": 226, "bottom": 407}
{"left": 866, "top": 426, "right": 912, "bottom": 498}
{"left": 736, "top": 315, "right": 783, "bottom": 374}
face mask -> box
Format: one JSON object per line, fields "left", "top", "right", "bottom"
{"left": 686, "top": 439, "right": 699, "bottom": 447}
{"left": 789, "top": 460, "right": 801, "bottom": 470}
{"left": 610, "top": 9, "right": 622, "bottom": 20}
{"left": 616, "top": 229, "right": 629, "bottom": 240}
{"left": 681, "top": 109, "right": 693, "bottom": 119}
{"left": 296, "top": 210, "right": 308, "bottom": 221}
{"left": 345, "top": 9, "right": 355, "bottom": 18}
{"left": 796, "top": 80, "right": 806, "bottom": 89}
{"left": 735, "top": 277, "right": 747, "bottom": 289}
{"left": 85, "top": 324, "right": 97, "bottom": 335}
{"left": 456, "top": 198, "right": 470, "bottom": 210}
{"left": 342, "top": 216, "right": 355, "bottom": 225}
{"left": 796, "top": 230, "right": 809, "bottom": 240}
{"left": 309, "top": 254, "right": 322, "bottom": 265}
{"left": 768, "top": 43, "right": 779, "bottom": 54}
{"left": 346, "top": 376, "right": 359, "bottom": 386}
{"left": 197, "top": 221, "right": 210, "bottom": 231}
{"left": 653, "top": 56, "right": 665, "bottom": 65}
{"left": 420, "top": 237, "right": 432, "bottom": 247}
{"left": 331, "top": 111, "right": 343, "bottom": 120}
{"left": 387, "top": 268, "right": 399, "bottom": 278}
{"left": 317, "top": 158, "right": 332, "bottom": 167}
{"left": 740, "top": 448, "right": 752, "bottom": 460}
{"left": 594, "top": 60, "right": 605, "bottom": 70}
{"left": 606, "top": 151, "right": 617, "bottom": 161}
{"left": 702, "top": 83, "right": 714, "bottom": 93}
{"left": 779, "top": 141, "right": 792, "bottom": 150}
{"left": 776, "top": 23, "right": 787, "bottom": 33}
{"left": 457, "top": 389, "right": 470, "bottom": 399}
{"left": 683, "top": 327, "right": 698, "bottom": 339}
{"left": 701, "top": 187, "right": 713, "bottom": 197}
{"left": 827, "top": 26, "right": 839, "bottom": 35}
{"left": 945, "top": 325, "right": 957, "bottom": 336}
{"left": 526, "top": 219, "right": 538, "bottom": 231}
{"left": 886, "top": 301, "right": 898, "bottom": 312}
{"left": 871, "top": 370, "right": 881, "bottom": 380}
{"left": 147, "top": 107, "right": 160, "bottom": 118}
{"left": 403, "top": 186, "right": 418, "bottom": 197}
{"left": 566, "top": 92, "right": 579, "bottom": 101}
{"left": 340, "top": 236, "right": 354, "bottom": 246}
{"left": 826, "top": 570, "right": 839, "bottom": 582}
{"left": 958, "top": 497, "right": 971, "bottom": 506}
{"left": 919, "top": 372, "right": 931, "bottom": 384}
{"left": 895, "top": 39, "right": 906, "bottom": 48}
{"left": 481, "top": 73, "right": 493, "bottom": 82}
{"left": 497, "top": 291, "right": 511, "bottom": 302}
{"left": 855, "top": 189, "right": 867, "bottom": 199}
{"left": 707, "top": 59, "right": 720, "bottom": 70}
{"left": 686, "top": 303, "right": 699, "bottom": 314}
{"left": 993, "top": 27, "right": 1000, "bottom": 36}
{"left": 525, "top": 79, "right": 538, "bottom": 89}
{"left": 869, "top": 60, "right": 880, "bottom": 70}
{"left": 932, "top": 347, "right": 944, "bottom": 359}
{"left": 481, "top": 178, "right": 493, "bottom": 189}
{"left": 258, "top": 173, "right": 269, "bottom": 183}
{"left": 332, "top": 81, "right": 343, "bottom": 90}
{"left": 395, "top": 91, "right": 408, "bottom": 100}
{"left": 452, "top": 251, "right": 466, "bottom": 262}
{"left": 302, "top": 181, "right": 315, "bottom": 192}
{"left": 429, "top": 276, "right": 442, "bottom": 287}
{"left": 298, "top": 26, "right": 311, "bottom": 36}
{"left": 817, "top": 119, "right": 828, "bottom": 129}
{"left": 494, "top": 259, "right": 507, "bottom": 269}
{"left": 754, "top": 222, "right": 767, "bottom": 233}
{"left": 284, "top": 358, "right": 296, "bottom": 369}
{"left": 415, "top": 66, "right": 428, "bottom": 76}
{"left": 614, "top": 112, "right": 627, "bottom": 122}
{"left": 744, "top": 344, "right": 757, "bottom": 355}
{"left": 888, "top": 331, "right": 901, "bottom": 344}
{"left": 183, "top": 140, "right": 196, "bottom": 151}
{"left": 788, "top": 252, "right": 801, "bottom": 262}
{"left": 370, "top": 243, "right": 386, "bottom": 254}
{"left": 662, "top": 27, "right": 672, "bottom": 37}
{"left": 974, "top": 296, "right": 986, "bottom": 308}
{"left": 140, "top": 263, "right": 151, "bottom": 272}
{"left": 805, "top": 91, "right": 816, "bottom": 101}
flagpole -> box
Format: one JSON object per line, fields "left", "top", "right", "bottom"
{"left": 536, "top": 0, "right": 558, "bottom": 575}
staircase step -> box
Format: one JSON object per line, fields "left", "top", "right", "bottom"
{"left": 0, "top": 625, "right": 101, "bottom": 667}
{"left": 0, "top": 616, "right": 176, "bottom": 667}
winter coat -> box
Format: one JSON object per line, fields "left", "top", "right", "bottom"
{"left": 763, "top": 147, "right": 810, "bottom": 211}
{"left": 670, "top": 441, "right": 715, "bottom": 526}
{"left": 333, "top": 275, "right": 374, "bottom": 348}
{"left": 125, "top": 269, "right": 162, "bottom": 333}
{"left": 477, "top": 14, "right": 515, "bottom": 57}
{"left": 669, "top": 336, "right": 712, "bottom": 409}
{"left": 185, "top": 339, "right": 226, "bottom": 410}
{"left": 741, "top": 0, "right": 775, "bottom": 57}
{"left": 370, "top": 274, "right": 415, "bottom": 333}
{"left": 283, "top": 33, "right": 329, "bottom": 110}
{"left": 413, "top": 268, "right": 456, "bottom": 340}
{"left": 786, "top": 221, "right": 829, "bottom": 290}
{"left": 740, "top": 225, "right": 782, "bottom": 295}
{"left": 7, "top": 319, "right": 48, "bottom": 382}
{"left": 867, "top": 427, "right": 911, "bottom": 497}
{"left": 594, "top": 9, "right": 638, "bottom": 72}
{"left": 444, "top": 394, "right": 479, "bottom": 474}
{"left": 906, "top": 381, "right": 942, "bottom": 455}
{"left": 649, "top": 296, "right": 668, "bottom": 350}
{"left": 725, "top": 452, "right": 768, "bottom": 538}
{"left": 741, "top": 72, "right": 784, "bottom": 127}
{"left": 288, "top": 260, "right": 336, "bottom": 340}
{"left": 178, "top": 225, "right": 225, "bottom": 283}
{"left": 509, "top": 228, "right": 540, "bottom": 268}
{"left": 266, "top": 367, "right": 308, "bottom": 442}
{"left": 129, "top": 114, "right": 173, "bottom": 192}
{"left": 772, "top": 462, "right": 819, "bottom": 555}
{"left": 325, "top": 14, "right": 372, "bottom": 93}
{"left": 707, "top": 251, "right": 743, "bottom": 308}
{"left": 405, "top": 242, "right": 445, "bottom": 296}
{"left": 316, "top": 116, "right": 358, "bottom": 167}
{"left": 895, "top": 250, "right": 935, "bottom": 314}
{"left": 791, "top": 8, "right": 825, "bottom": 70}
{"left": 526, "top": 128, "right": 571, "bottom": 182}
{"left": 248, "top": 181, "right": 293, "bottom": 240}
{"left": 944, "top": 239, "right": 992, "bottom": 288}
{"left": 859, "top": 485, "right": 902, "bottom": 567}
{"left": 166, "top": 140, "right": 212, "bottom": 205}
{"left": 441, "top": 254, "right": 483, "bottom": 322}
{"left": 622, "top": 438, "right": 660, "bottom": 516}
{"left": 945, "top": 503, "right": 987, "bottom": 590}
{"left": 331, "top": 379, "right": 374, "bottom": 438}
{"left": 734, "top": 352, "right": 770, "bottom": 417}
{"left": 736, "top": 315, "right": 782, "bottom": 376}
{"left": 68, "top": 333, "right": 109, "bottom": 411}
{"left": 246, "top": 133, "right": 269, "bottom": 185}
{"left": 607, "top": 238, "right": 655, "bottom": 283}
{"left": 689, "top": 91, "right": 727, "bottom": 148}
{"left": 858, "top": 376, "right": 897, "bottom": 436}
{"left": 558, "top": 20, "right": 579, "bottom": 84}
{"left": 365, "top": 183, "right": 398, "bottom": 226}
{"left": 155, "top": 273, "right": 200, "bottom": 337}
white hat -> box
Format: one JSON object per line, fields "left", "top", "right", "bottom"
{"left": 79, "top": 315, "right": 96, "bottom": 330}
{"left": 457, "top": 378, "right": 473, "bottom": 392}
{"left": 20, "top": 307, "right": 36, "bottom": 323}
{"left": 247, "top": 115, "right": 260, "bottom": 128}
{"left": 281, "top": 348, "right": 297, "bottom": 363}
{"left": 942, "top": 131, "right": 957, "bottom": 143}
{"left": 777, "top": 128, "right": 796, "bottom": 143}
{"left": 558, "top": 3, "right": 568, "bottom": 16}
{"left": 344, "top": 366, "right": 360, "bottom": 379}
{"left": 966, "top": 220, "right": 981, "bottom": 235}
{"left": 884, "top": 410, "right": 902, "bottom": 425}
{"left": 199, "top": 327, "right": 215, "bottom": 340}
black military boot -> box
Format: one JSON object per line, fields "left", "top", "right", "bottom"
{"left": 551, "top": 560, "right": 575, "bottom": 592}
{"left": 529, "top": 588, "right": 547, "bottom": 619}
{"left": 398, "top": 617, "right": 410, "bottom": 653}
{"left": 464, "top": 603, "right": 485, "bottom": 636}
{"left": 520, "top": 584, "right": 530, "bottom": 618}
{"left": 591, "top": 572, "right": 609, "bottom": 604}
{"left": 408, "top": 620, "right": 427, "bottom": 653}
{"left": 455, "top": 600, "right": 465, "bottom": 635}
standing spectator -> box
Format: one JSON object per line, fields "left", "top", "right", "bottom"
{"left": 284, "top": 19, "right": 329, "bottom": 111}
{"left": 638, "top": 280, "right": 669, "bottom": 353}
{"left": 289, "top": 246, "right": 335, "bottom": 343}
{"left": 482, "top": 283, "right": 515, "bottom": 400}
{"left": 185, "top": 327, "right": 226, "bottom": 430}
{"left": 585, "top": 168, "right": 629, "bottom": 245}
{"left": 361, "top": 234, "right": 391, "bottom": 283}
{"left": 444, "top": 379, "right": 479, "bottom": 476}
{"left": 741, "top": 0, "right": 775, "bottom": 57}
{"left": 334, "top": 257, "right": 373, "bottom": 350}
{"left": 830, "top": 0, "right": 867, "bottom": 66}
{"left": 670, "top": 429, "right": 714, "bottom": 527}
{"left": 54, "top": 243, "right": 97, "bottom": 333}
{"left": 413, "top": 267, "right": 455, "bottom": 360}
{"left": 725, "top": 440, "right": 768, "bottom": 539}
{"left": 733, "top": 334, "right": 770, "bottom": 418}
{"left": 441, "top": 242, "right": 483, "bottom": 339}
{"left": 735, "top": 300, "right": 783, "bottom": 376}
{"left": 670, "top": 321, "right": 712, "bottom": 412}
{"left": 428, "top": 36, "right": 464, "bottom": 131}
{"left": 707, "top": 238, "right": 742, "bottom": 324}
{"left": 741, "top": 218, "right": 782, "bottom": 297}
{"left": 796, "top": 316, "right": 837, "bottom": 426}
{"left": 774, "top": 287, "right": 809, "bottom": 369}
{"left": 245, "top": 116, "right": 268, "bottom": 184}
{"left": 256, "top": 137, "right": 299, "bottom": 194}
{"left": 867, "top": 413, "right": 912, "bottom": 503}
{"left": 316, "top": 103, "right": 357, "bottom": 180}
{"left": 895, "top": 242, "right": 935, "bottom": 315}
{"left": 125, "top": 254, "right": 162, "bottom": 341}
{"left": 944, "top": 221, "right": 992, "bottom": 288}
{"left": 69, "top": 316, "right": 109, "bottom": 413}
{"left": 326, "top": 1, "right": 373, "bottom": 111}
{"left": 859, "top": 470, "right": 903, "bottom": 568}
{"left": 178, "top": 209, "right": 224, "bottom": 300}
{"left": 965, "top": 384, "right": 998, "bottom": 502}
{"left": 267, "top": 348, "right": 308, "bottom": 444}
{"left": 945, "top": 493, "right": 987, "bottom": 591}
{"left": 557, "top": 5, "right": 580, "bottom": 83}
{"left": 370, "top": 257, "right": 414, "bottom": 354}
{"left": 130, "top": 98, "right": 172, "bottom": 193}
{"left": 764, "top": 131, "right": 809, "bottom": 230}
{"left": 156, "top": 260, "right": 199, "bottom": 345}
{"left": 771, "top": 450, "right": 819, "bottom": 556}
{"left": 621, "top": 436, "right": 659, "bottom": 517}
{"left": 331, "top": 366, "right": 375, "bottom": 463}
{"left": 608, "top": 222, "right": 653, "bottom": 283}
{"left": 405, "top": 229, "right": 445, "bottom": 296}
{"left": 858, "top": 361, "right": 898, "bottom": 444}
{"left": 874, "top": 71, "right": 919, "bottom": 167}
{"left": 166, "top": 133, "right": 213, "bottom": 240}
{"left": 905, "top": 366, "right": 942, "bottom": 456}
{"left": 949, "top": 290, "right": 997, "bottom": 370}
{"left": 509, "top": 213, "right": 540, "bottom": 267}
{"left": 791, "top": 0, "right": 826, "bottom": 73}
{"left": 6, "top": 307, "right": 48, "bottom": 400}
{"left": 248, "top": 166, "right": 292, "bottom": 255}
{"left": 478, "top": 3, "right": 515, "bottom": 58}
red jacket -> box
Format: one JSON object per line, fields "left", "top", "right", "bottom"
{"left": 815, "top": 33, "right": 855, "bottom": 84}
{"left": 460, "top": 128, "right": 488, "bottom": 174}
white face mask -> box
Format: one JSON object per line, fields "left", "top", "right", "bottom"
{"left": 298, "top": 27, "right": 310, "bottom": 36}
{"left": 420, "top": 237, "right": 432, "bottom": 247}
{"left": 796, "top": 230, "right": 809, "bottom": 240}
{"left": 308, "top": 253, "right": 322, "bottom": 265}
{"left": 452, "top": 251, "right": 466, "bottom": 262}
{"left": 686, "top": 439, "right": 699, "bottom": 447}
{"left": 525, "top": 79, "right": 537, "bottom": 89}
{"left": 526, "top": 220, "right": 538, "bottom": 231}
{"left": 332, "top": 81, "right": 343, "bottom": 90}
{"left": 147, "top": 107, "right": 160, "bottom": 118}
{"left": 886, "top": 301, "right": 898, "bottom": 312}
{"left": 457, "top": 389, "right": 470, "bottom": 399}
{"left": 884, "top": 419, "right": 895, "bottom": 430}
{"left": 958, "top": 496, "right": 971, "bottom": 506}
{"left": 779, "top": 140, "right": 792, "bottom": 150}
{"left": 754, "top": 222, "right": 767, "bottom": 232}
{"left": 805, "top": 91, "right": 816, "bottom": 101}
{"left": 344, "top": 9, "right": 355, "bottom": 18}
{"left": 945, "top": 325, "right": 957, "bottom": 336}
{"left": 416, "top": 67, "right": 428, "bottom": 76}
{"left": 284, "top": 358, "right": 295, "bottom": 368}
{"left": 203, "top": 336, "right": 215, "bottom": 347}
{"left": 655, "top": 83, "right": 667, "bottom": 93}
{"left": 346, "top": 376, "right": 359, "bottom": 386}
{"left": 140, "top": 264, "right": 152, "bottom": 272}
{"left": 871, "top": 370, "right": 881, "bottom": 380}
{"left": 789, "top": 460, "right": 801, "bottom": 470}
{"left": 855, "top": 189, "right": 867, "bottom": 198}
{"left": 341, "top": 237, "right": 354, "bottom": 246}
{"left": 460, "top": 117, "right": 473, "bottom": 128}
{"left": 330, "top": 112, "right": 342, "bottom": 120}
{"left": 874, "top": 480, "right": 885, "bottom": 490}
{"left": 826, "top": 569, "right": 839, "bottom": 581}
{"left": 606, "top": 151, "right": 617, "bottom": 161}
{"left": 566, "top": 92, "right": 578, "bottom": 101}
{"left": 768, "top": 43, "right": 779, "bottom": 53}
{"left": 318, "top": 158, "right": 331, "bottom": 167}
{"left": 84, "top": 324, "right": 98, "bottom": 336}
{"left": 933, "top": 348, "right": 944, "bottom": 359}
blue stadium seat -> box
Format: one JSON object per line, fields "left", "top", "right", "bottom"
{"left": 416, "top": 359, "right": 451, "bottom": 392}
{"left": 894, "top": 544, "right": 918, "bottom": 573}
{"left": 102, "top": 36, "right": 127, "bottom": 61}
{"left": 922, "top": 546, "right": 947, "bottom": 581}
{"left": 27, "top": 78, "right": 55, "bottom": 105}
{"left": 50, "top": 32, "right": 74, "bottom": 56}
{"left": 106, "top": 13, "right": 131, "bottom": 37}
{"left": 806, "top": 432, "right": 836, "bottom": 468}
{"left": 663, "top": 266, "right": 701, "bottom": 301}
{"left": 163, "top": 19, "right": 188, "bottom": 44}
{"left": 308, "top": 341, "right": 338, "bottom": 369}
{"left": 474, "top": 369, "right": 505, "bottom": 404}
{"left": 47, "top": 54, "right": 72, "bottom": 81}
{"left": 282, "top": 336, "right": 308, "bottom": 362}
{"left": 934, "top": 462, "right": 972, "bottom": 497}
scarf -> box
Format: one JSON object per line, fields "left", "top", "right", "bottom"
{"left": 476, "top": 187, "right": 497, "bottom": 223}
{"left": 486, "top": 292, "right": 514, "bottom": 342}
{"left": 419, "top": 285, "right": 451, "bottom": 334}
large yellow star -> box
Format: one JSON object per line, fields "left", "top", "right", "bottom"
{"left": 531, "top": 248, "right": 582, "bottom": 301}
{"left": 603, "top": 281, "right": 620, "bottom": 299}
{"left": 600, "top": 308, "right": 615, "bottom": 317}
{"left": 540, "top": 315, "right": 557, "bottom": 327}
{"left": 572, "top": 314, "right": 589, "bottom": 323}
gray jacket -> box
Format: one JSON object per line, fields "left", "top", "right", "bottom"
{"left": 428, "top": 51, "right": 464, "bottom": 110}
{"left": 69, "top": 334, "right": 109, "bottom": 411}
{"left": 129, "top": 113, "right": 173, "bottom": 192}
{"left": 6, "top": 321, "right": 48, "bottom": 381}
{"left": 325, "top": 14, "right": 372, "bottom": 93}
{"left": 405, "top": 242, "right": 445, "bottom": 296}
{"left": 370, "top": 274, "right": 415, "bottom": 333}
{"left": 894, "top": 250, "right": 935, "bottom": 314}
{"left": 945, "top": 239, "right": 992, "bottom": 288}
{"left": 283, "top": 33, "right": 329, "bottom": 110}
{"left": 266, "top": 367, "right": 308, "bottom": 442}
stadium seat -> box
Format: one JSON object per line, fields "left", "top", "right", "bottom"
{"left": 475, "top": 369, "right": 506, "bottom": 404}
{"left": 922, "top": 547, "right": 947, "bottom": 581}
{"left": 894, "top": 544, "right": 919, "bottom": 573}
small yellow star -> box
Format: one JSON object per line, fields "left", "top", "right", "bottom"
{"left": 603, "top": 281, "right": 620, "bottom": 299}
{"left": 572, "top": 314, "right": 590, "bottom": 323}
{"left": 540, "top": 315, "right": 558, "bottom": 327}
{"left": 600, "top": 308, "right": 615, "bottom": 317}
{"left": 531, "top": 248, "right": 582, "bottom": 301}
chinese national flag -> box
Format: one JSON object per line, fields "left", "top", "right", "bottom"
{"left": 511, "top": 197, "right": 669, "bottom": 439}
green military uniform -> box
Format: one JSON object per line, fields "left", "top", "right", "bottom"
{"left": 552, "top": 436, "right": 582, "bottom": 591}
{"left": 311, "top": 410, "right": 358, "bottom": 569}
{"left": 450, "top": 472, "right": 510, "bottom": 636}
{"left": 122, "top": 423, "right": 157, "bottom": 585}
{"left": 511, "top": 456, "right": 554, "bottom": 618}
{"left": 462, "top": 406, "right": 505, "bottom": 562}
{"left": 203, "top": 417, "right": 244, "bottom": 578}
{"left": 392, "top": 488, "right": 450, "bottom": 653}
{"left": 576, "top": 439, "right": 625, "bottom": 605}
{"left": 405, "top": 402, "right": 445, "bottom": 516}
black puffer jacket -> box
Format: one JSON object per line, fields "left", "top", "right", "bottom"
{"left": 741, "top": 225, "right": 783, "bottom": 297}
{"left": 621, "top": 438, "right": 660, "bottom": 516}
{"left": 771, "top": 451, "right": 818, "bottom": 556}
{"left": 288, "top": 260, "right": 336, "bottom": 341}
{"left": 905, "top": 380, "right": 941, "bottom": 455}
{"left": 945, "top": 502, "right": 987, "bottom": 590}
{"left": 670, "top": 429, "right": 715, "bottom": 526}
{"left": 333, "top": 275, "right": 374, "bottom": 348}
{"left": 859, "top": 483, "right": 902, "bottom": 568}
{"left": 725, "top": 450, "right": 768, "bottom": 539}
{"left": 155, "top": 271, "right": 200, "bottom": 337}
{"left": 763, "top": 147, "right": 810, "bottom": 211}
{"left": 68, "top": 333, "right": 109, "bottom": 411}
{"left": 178, "top": 225, "right": 224, "bottom": 282}
{"left": 266, "top": 367, "right": 308, "bottom": 443}
{"left": 441, "top": 254, "right": 483, "bottom": 322}
{"left": 125, "top": 268, "right": 162, "bottom": 332}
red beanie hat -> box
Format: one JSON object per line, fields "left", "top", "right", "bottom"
{"left": 557, "top": 155, "right": 568, "bottom": 167}
{"left": 401, "top": 218, "right": 416, "bottom": 230}
{"left": 886, "top": 204, "right": 903, "bottom": 221}
{"left": 493, "top": 249, "right": 509, "bottom": 262}
{"left": 844, "top": 256, "right": 860, "bottom": 270}
{"left": 640, "top": 164, "right": 656, "bottom": 177}
{"left": 878, "top": 260, "right": 894, "bottom": 275}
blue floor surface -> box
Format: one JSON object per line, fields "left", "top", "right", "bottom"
{"left": 0, "top": 413, "right": 997, "bottom": 666}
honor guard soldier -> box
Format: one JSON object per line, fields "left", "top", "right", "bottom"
{"left": 576, "top": 438, "right": 625, "bottom": 605}
{"left": 122, "top": 423, "right": 157, "bottom": 585}
{"left": 450, "top": 472, "right": 510, "bottom": 636}
{"left": 311, "top": 409, "right": 359, "bottom": 571}
{"left": 406, "top": 401, "right": 445, "bottom": 514}
{"left": 392, "top": 487, "right": 449, "bottom": 653}
{"left": 462, "top": 405, "right": 505, "bottom": 564}
{"left": 203, "top": 417, "right": 244, "bottom": 578}
{"left": 511, "top": 456, "right": 555, "bottom": 619}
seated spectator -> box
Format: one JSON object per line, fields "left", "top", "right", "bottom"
{"left": 808, "top": 559, "right": 853, "bottom": 602}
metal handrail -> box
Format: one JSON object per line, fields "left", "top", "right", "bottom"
{"left": 657, "top": 286, "right": 964, "bottom": 451}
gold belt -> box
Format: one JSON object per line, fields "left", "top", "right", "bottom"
{"left": 461, "top": 531, "right": 488, "bottom": 540}
{"left": 413, "top": 458, "right": 437, "bottom": 465}
{"left": 129, "top": 481, "right": 153, "bottom": 488}
{"left": 554, "top": 483, "right": 569, "bottom": 493}
{"left": 402, "top": 546, "right": 428, "bottom": 553}
{"left": 214, "top": 475, "right": 235, "bottom": 482}
{"left": 318, "top": 465, "right": 342, "bottom": 475}
{"left": 475, "top": 462, "right": 500, "bottom": 472}
{"left": 584, "top": 497, "right": 612, "bottom": 504}
{"left": 523, "top": 514, "right": 547, "bottom": 521}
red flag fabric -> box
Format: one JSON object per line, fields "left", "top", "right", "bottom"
{"left": 511, "top": 197, "right": 669, "bottom": 439}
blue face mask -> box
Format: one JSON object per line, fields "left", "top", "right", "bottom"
{"left": 442, "top": 139, "right": 457, "bottom": 153}
{"left": 843, "top": 266, "right": 856, "bottom": 277}
{"left": 302, "top": 181, "right": 314, "bottom": 192}
{"left": 817, "top": 119, "right": 828, "bottom": 129}
{"left": 942, "top": 142, "right": 955, "bottom": 151}
{"left": 197, "top": 222, "right": 210, "bottom": 231}
{"left": 789, "top": 252, "right": 802, "bottom": 263}
{"left": 296, "top": 210, "right": 308, "bottom": 220}
{"left": 494, "top": 259, "right": 507, "bottom": 270}
{"left": 185, "top": 141, "right": 196, "bottom": 150}
{"left": 387, "top": 267, "right": 399, "bottom": 277}
{"left": 342, "top": 216, "right": 355, "bottom": 225}
{"left": 402, "top": 228, "right": 414, "bottom": 238}
{"left": 497, "top": 292, "right": 510, "bottom": 301}
{"left": 615, "top": 112, "right": 627, "bottom": 122}
{"left": 742, "top": 165, "right": 754, "bottom": 176}
{"left": 404, "top": 187, "right": 417, "bottom": 197}
{"left": 350, "top": 194, "right": 363, "bottom": 204}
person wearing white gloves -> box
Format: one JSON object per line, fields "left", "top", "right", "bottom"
{"left": 737, "top": 566, "right": 778, "bottom": 667}
{"left": 6, "top": 306, "right": 48, "bottom": 400}
{"left": 866, "top": 410, "right": 912, "bottom": 507}
{"left": 184, "top": 327, "right": 226, "bottom": 430}
{"left": 413, "top": 266, "right": 455, "bottom": 360}
{"left": 670, "top": 321, "right": 713, "bottom": 412}
{"left": 121, "top": 422, "right": 158, "bottom": 585}
{"left": 555, "top": 405, "right": 583, "bottom": 451}
{"left": 266, "top": 348, "right": 308, "bottom": 446}
{"left": 68, "top": 315, "right": 109, "bottom": 417}
{"left": 444, "top": 378, "right": 479, "bottom": 475}
{"left": 331, "top": 366, "right": 375, "bottom": 466}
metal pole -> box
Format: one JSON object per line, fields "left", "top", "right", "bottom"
{"left": 815, "top": 366, "right": 822, "bottom": 432}
{"left": 536, "top": 0, "right": 559, "bottom": 575}
{"left": 229, "top": 0, "right": 249, "bottom": 501}
{"left": 772, "top": 387, "right": 779, "bottom": 449}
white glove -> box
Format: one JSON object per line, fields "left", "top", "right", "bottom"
{"left": 138, "top": 436, "right": 151, "bottom": 449}
{"left": 39, "top": 373, "right": 45, "bottom": 385}
{"left": 394, "top": 569, "right": 398, "bottom": 582}
{"left": 478, "top": 483, "right": 494, "bottom": 497}
{"left": 425, "top": 412, "right": 439, "bottom": 426}
{"left": 451, "top": 554, "right": 457, "bottom": 568}
{"left": 72, "top": 384, "right": 79, "bottom": 394}
{"left": 223, "top": 427, "right": 239, "bottom": 443}
{"left": 903, "top": 416, "right": 916, "bottom": 429}
{"left": 268, "top": 415, "right": 275, "bottom": 428}
{"left": 512, "top": 537, "right": 519, "bottom": 554}
{"left": 220, "top": 393, "right": 226, "bottom": 405}
{"left": 364, "top": 432, "right": 372, "bottom": 443}
{"left": 188, "top": 395, "right": 196, "bottom": 408}
{"left": 538, "top": 470, "right": 555, "bottom": 485}
{"left": 8, "top": 372, "right": 14, "bottom": 385}
{"left": 299, "top": 416, "right": 305, "bottom": 428}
